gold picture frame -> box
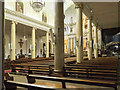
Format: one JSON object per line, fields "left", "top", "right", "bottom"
{"left": 16, "top": 0, "right": 23, "bottom": 14}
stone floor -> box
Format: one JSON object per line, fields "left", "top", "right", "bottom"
{"left": 9, "top": 74, "right": 114, "bottom": 90}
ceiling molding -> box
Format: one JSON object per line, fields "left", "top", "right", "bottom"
{"left": 5, "top": 8, "right": 54, "bottom": 32}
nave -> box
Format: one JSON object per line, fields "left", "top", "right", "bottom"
{"left": 0, "top": 0, "right": 119, "bottom": 90}
{"left": 4, "top": 56, "right": 118, "bottom": 90}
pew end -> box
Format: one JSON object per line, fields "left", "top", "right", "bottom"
{"left": 4, "top": 73, "right": 17, "bottom": 90}
{"left": 26, "top": 75, "right": 36, "bottom": 84}
{"left": 4, "top": 73, "right": 14, "bottom": 81}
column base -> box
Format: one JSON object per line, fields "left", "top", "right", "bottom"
{"left": 53, "top": 69, "right": 64, "bottom": 77}
{"left": 54, "top": 69, "right": 63, "bottom": 73}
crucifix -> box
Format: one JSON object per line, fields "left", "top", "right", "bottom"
{"left": 18, "top": 39, "right": 24, "bottom": 55}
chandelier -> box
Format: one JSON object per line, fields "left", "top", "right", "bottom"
{"left": 30, "top": 0, "right": 45, "bottom": 12}
{"left": 69, "top": 17, "right": 76, "bottom": 28}
{"left": 68, "top": 17, "right": 76, "bottom": 33}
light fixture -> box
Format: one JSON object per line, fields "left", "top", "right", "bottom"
{"left": 68, "top": 17, "right": 76, "bottom": 33}
{"left": 30, "top": 0, "right": 45, "bottom": 12}
{"left": 90, "top": 9, "right": 93, "bottom": 13}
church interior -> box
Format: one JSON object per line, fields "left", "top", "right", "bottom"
{"left": 0, "top": 0, "right": 120, "bottom": 90}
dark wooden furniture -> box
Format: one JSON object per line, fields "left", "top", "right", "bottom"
{"left": 11, "top": 64, "right": 53, "bottom": 76}
{"left": 4, "top": 80, "right": 54, "bottom": 90}
{"left": 27, "top": 74, "right": 117, "bottom": 90}
{"left": 63, "top": 65, "right": 117, "bottom": 81}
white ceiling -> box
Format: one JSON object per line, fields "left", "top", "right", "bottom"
{"left": 84, "top": 2, "right": 119, "bottom": 29}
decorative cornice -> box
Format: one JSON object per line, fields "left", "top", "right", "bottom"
{"left": 5, "top": 8, "right": 54, "bottom": 30}
{"left": 75, "top": 3, "right": 83, "bottom": 9}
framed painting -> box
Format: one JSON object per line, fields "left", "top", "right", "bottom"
{"left": 16, "top": 0, "right": 23, "bottom": 14}
{"left": 42, "top": 12, "right": 47, "bottom": 23}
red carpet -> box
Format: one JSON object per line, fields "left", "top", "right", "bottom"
{"left": 4, "top": 70, "right": 19, "bottom": 73}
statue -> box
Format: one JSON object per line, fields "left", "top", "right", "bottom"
{"left": 18, "top": 39, "right": 24, "bottom": 55}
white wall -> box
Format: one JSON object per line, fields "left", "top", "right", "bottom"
{"left": 5, "top": 0, "right": 55, "bottom": 26}
{"left": 4, "top": 30, "right": 47, "bottom": 59}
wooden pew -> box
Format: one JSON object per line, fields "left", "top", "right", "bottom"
{"left": 4, "top": 80, "right": 55, "bottom": 90}
{"left": 27, "top": 74, "right": 117, "bottom": 90}
{"left": 68, "top": 63, "right": 117, "bottom": 68}
{"left": 11, "top": 57, "right": 53, "bottom": 64}
{"left": 63, "top": 66, "right": 117, "bottom": 81}
{"left": 8, "top": 72, "right": 117, "bottom": 89}
{"left": 11, "top": 64, "right": 53, "bottom": 76}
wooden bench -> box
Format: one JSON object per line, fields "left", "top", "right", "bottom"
{"left": 11, "top": 57, "right": 53, "bottom": 64}
{"left": 11, "top": 64, "right": 53, "bottom": 76}
{"left": 4, "top": 80, "right": 55, "bottom": 90}
{"left": 63, "top": 66, "right": 117, "bottom": 81}
{"left": 8, "top": 72, "right": 118, "bottom": 89}
{"left": 68, "top": 63, "right": 117, "bottom": 67}
{"left": 27, "top": 74, "right": 117, "bottom": 89}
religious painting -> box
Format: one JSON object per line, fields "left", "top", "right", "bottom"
{"left": 42, "top": 12, "right": 47, "bottom": 23}
{"left": 16, "top": 0, "right": 23, "bottom": 14}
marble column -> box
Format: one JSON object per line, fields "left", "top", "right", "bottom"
{"left": 94, "top": 25, "right": 98, "bottom": 58}
{"left": 0, "top": 1, "right": 4, "bottom": 89}
{"left": 32, "top": 27, "right": 36, "bottom": 59}
{"left": 68, "top": 39, "right": 69, "bottom": 54}
{"left": 46, "top": 31, "right": 49, "bottom": 57}
{"left": 74, "top": 37, "right": 76, "bottom": 54}
{"left": 76, "top": 3, "right": 83, "bottom": 63}
{"left": 71, "top": 38, "right": 72, "bottom": 52}
{"left": 11, "top": 21, "right": 16, "bottom": 61}
{"left": 88, "top": 16, "right": 93, "bottom": 60}
{"left": 51, "top": 42, "right": 54, "bottom": 54}
{"left": 54, "top": 1, "right": 64, "bottom": 72}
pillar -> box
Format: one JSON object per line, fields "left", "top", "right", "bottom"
{"left": 51, "top": 42, "right": 54, "bottom": 54}
{"left": 99, "top": 29, "right": 102, "bottom": 55}
{"left": 71, "top": 38, "right": 72, "bottom": 52}
{"left": 94, "top": 25, "right": 98, "bottom": 58}
{"left": 11, "top": 21, "right": 16, "bottom": 60}
{"left": 32, "top": 27, "right": 36, "bottom": 58}
{"left": 88, "top": 16, "right": 93, "bottom": 60}
{"left": 46, "top": 31, "right": 49, "bottom": 57}
{"left": 74, "top": 37, "right": 76, "bottom": 54}
{"left": 68, "top": 39, "right": 69, "bottom": 54}
{"left": 54, "top": 1, "right": 64, "bottom": 72}
{"left": 76, "top": 3, "right": 83, "bottom": 63}
{"left": 0, "top": 1, "right": 4, "bottom": 89}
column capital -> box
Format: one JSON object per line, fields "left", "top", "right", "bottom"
{"left": 33, "top": 27, "right": 36, "bottom": 30}
{"left": 11, "top": 21, "right": 17, "bottom": 24}
{"left": 47, "top": 30, "right": 49, "bottom": 33}
{"left": 75, "top": 3, "right": 83, "bottom": 9}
